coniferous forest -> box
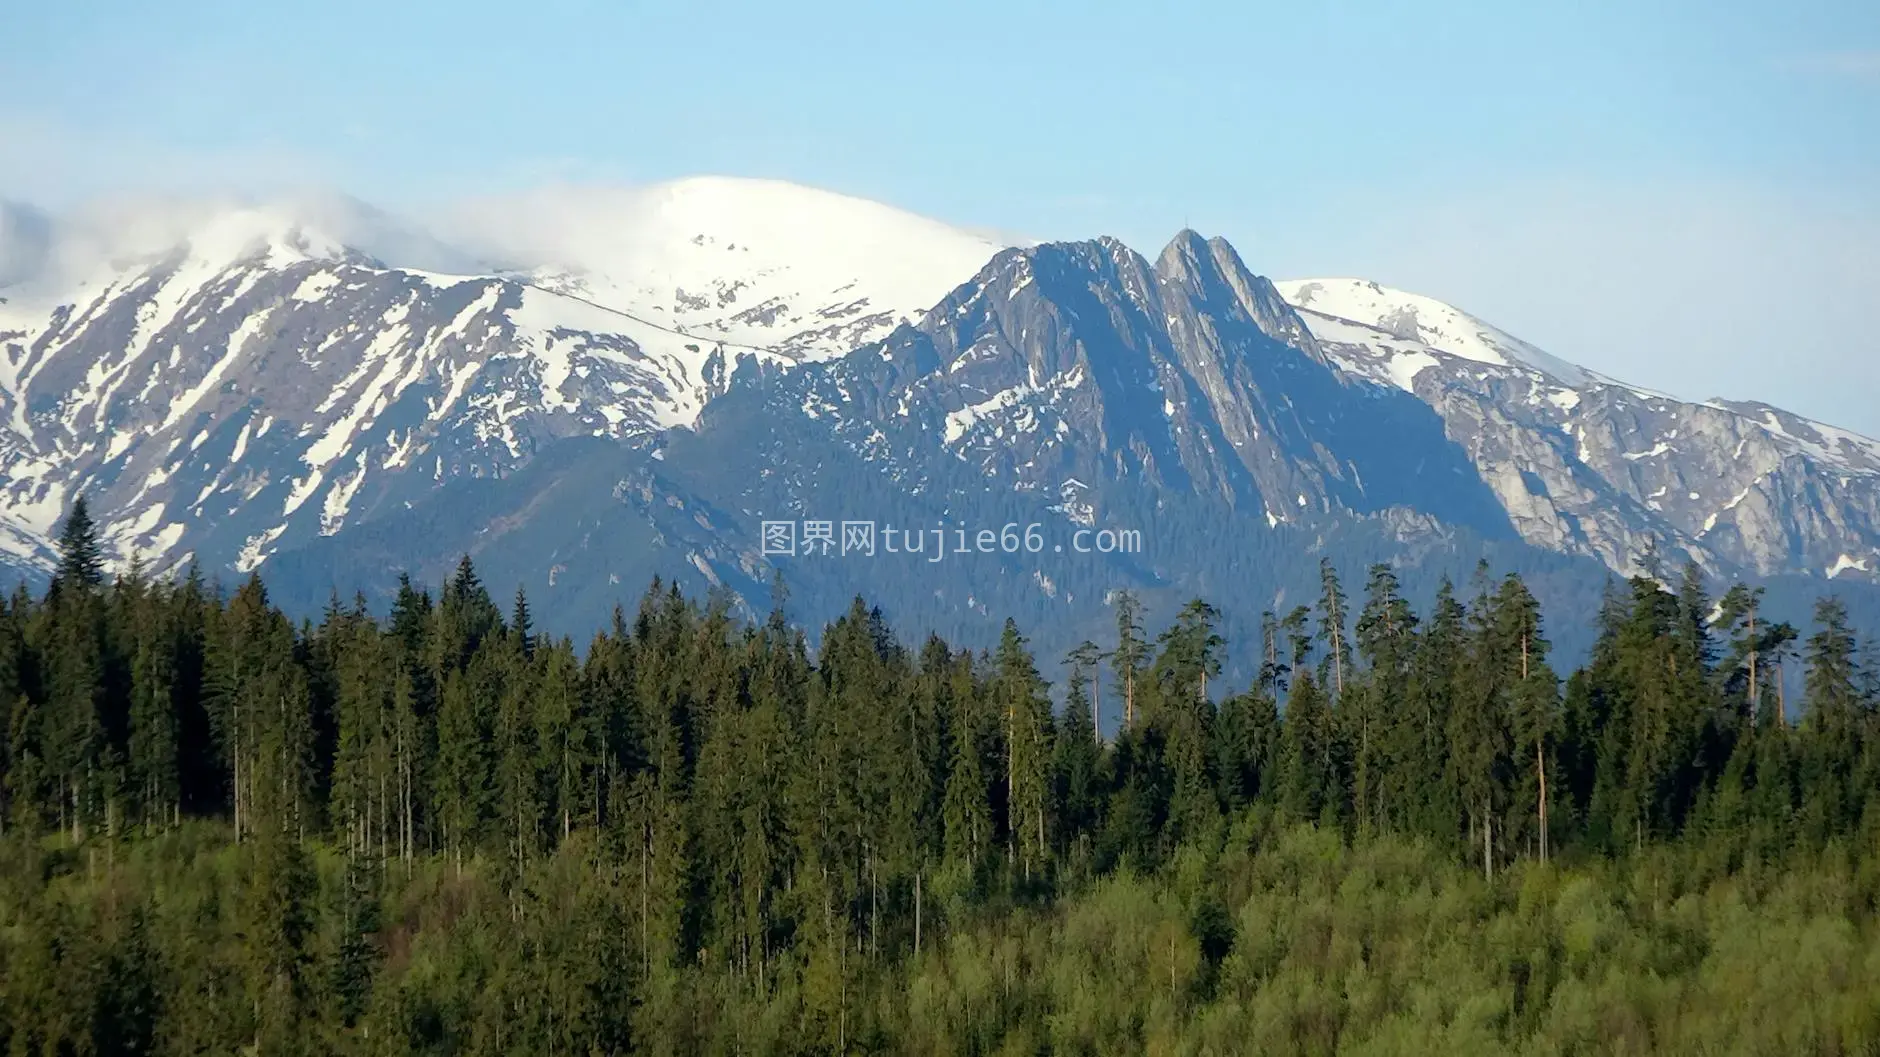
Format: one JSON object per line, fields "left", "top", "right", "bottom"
{"left": 3, "top": 498, "right": 1879, "bottom": 1056}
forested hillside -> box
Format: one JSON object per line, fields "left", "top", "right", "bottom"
{"left": 2, "top": 499, "right": 1878, "bottom": 1055}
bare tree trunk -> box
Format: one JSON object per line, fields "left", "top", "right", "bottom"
{"left": 1747, "top": 611, "right": 1759, "bottom": 721}
{"left": 1332, "top": 627, "right": 1343, "bottom": 698}
{"left": 641, "top": 819, "right": 651, "bottom": 981}
{"left": 1006, "top": 699, "right": 1016, "bottom": 866}
{"left": 1537, "top": 741, "right": 1549, "bottom": 865}
{"left": 1124, "top": 667, "right": 1134, "bottom": 731}
{"left": 1482, "top": 804, "right": 1493, "bottom": 883}
{"left": 1036, "top": 784, "right": 1046, "bottom": 869}
{"left": 233, "top": 706, "right": 242, "bottom": 842}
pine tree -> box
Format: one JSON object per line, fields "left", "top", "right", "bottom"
{"left": 1111, "top": 591, "right": 1148, "bottom": 731}
{"left": 994, "top": 619, "right": 1053, "bottom": 877}
{"left": 43, "top": 583, "right": 107, "bottom": 842}
{"left": 1152, "top": 600, "right": 1222, "bottom": 841}
{"left": 53, "top": 496, "right": 106, "bottom": 597}
{"left": 438, "top": 555, "right": 500, "bottom": 670}
{"left": 1717, "top": 584, "right": 1768, "bottom": 721}
{"left": 330, "top": 615, "right": 386, "bottom": 860}
{"left": 432, "top": 664, "right": 491, "bottom": 871}
{"left": 1352, "top": 564, "right": 1416, "bottom": 832}
{"left": 1281, "top": 606, "right": 1313, "bottom": 677}
{"left": 511, "top": 585, "right": 535, "bottom": 659}
{"left": 247, "top": 805, "right": 316, "bottom": 1050}
{"left": 6, "top": 690, "right": 44, "bottom": 834}
{"left": 329, "top": 859, "right": 382, "bottom": 1028}
{"left": 534, "top": 639, "right": 590, "bottom": 845}
{"left": 1214, "top": 685, "right": 1277, "bottom": 811}
{"left": 1317, "top": 558, "right": 1351, "bottom": 700}
{"left": 127, "top": 592, "right": 179, "bottom": 832}
{"left": 1258, "top": 609, "right": 1289, "bottom": 700}
{"left": 1279, "top": 670, "right": 1332, "bottom": 824}
{"left": 1800, "top": 596, "right": 1864, "bottom": 843}
{"left": 1450, "top": 572, "right": 1512, "bottom": 878}
{"left": 1066, "top": 640, "right": 1105, "bottom": 742}
{"left": 941, "top": 648, "right": 992, "bottom": 869}
{"left": 1405, "top": 579, "right": 1464, "bottom": 840}
{"left": 494, "top": 634, "right": 542, "bottom": 885}
{"left": 1493, "top": 573, "right": 1558, "bottom": 863}
{"left": 1054, "top": 658, "right": 1102, "bottom": 859}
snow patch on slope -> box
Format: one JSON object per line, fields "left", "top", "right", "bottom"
{"left": 1276, "top": 278, "right": 1589, "bottom": 387}
{"left": 444, "top": 176, "right": 1002, "bottom": 361}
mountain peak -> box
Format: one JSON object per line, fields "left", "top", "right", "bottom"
{"left": 1151, "top": 231, "right": 1321, "bottom": 358}
{"left": 1274, "top": 277, "right": 1590, "bottom": 387}
{"left": 0, "top": 193, "right": 491, "bottom": 300}
{"left": 1157, "top": 227, "right": 1210, "bottom": 257}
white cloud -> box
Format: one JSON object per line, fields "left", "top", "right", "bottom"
{"left": 6, "top": 116, "right": 1874, "bottom": 445}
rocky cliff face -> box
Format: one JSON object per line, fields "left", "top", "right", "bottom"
{"left": 0, "top": 182, "right": 997, "bottom": 577}
{"left": 780, "top": 234, "right": 1512, "bottom": 544}
{"left": 1278, "top": 278, "right": 1880, "bottom": 583}
{"left": 2, "top": 179, "right": 1878, "bottom": 625}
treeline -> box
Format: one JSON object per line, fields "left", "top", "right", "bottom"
{"left": 2, "top": 499, "right": 1878, "bottom": 1055}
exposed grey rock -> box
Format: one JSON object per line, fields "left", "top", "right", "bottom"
{"left": 1, "top": 186, "right": 1876, "bottom": 610}
{"left": 1278, "top": 286, "right": 1880, "bottom": 584}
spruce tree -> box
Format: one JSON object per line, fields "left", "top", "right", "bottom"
{"left": 127, "top": 595, "right": 179, "bottom": 832}
{"left": 1353, "top": 564, "right": 1416, "bottom": 832}
{"left": 1065, "top": 640, "right": 1105, "bottom": 742}
{"left": 1316, "top": 558, "right": 1351, "bottom": 699}
{"left": 1110, "top": 591, "right": 1148, "bottom": 731}
{"left": 1054, "top": 658, "right": 1102, "bottom": 858}
{"left": 941, "top": 648, "right": 992, "bottom": 869}
{"left": 1800, "top": 596, "right": 1863, "bottom": 842}
{"left": 1279, "top": 670, "right": 1332, "bottom": 824}
{"left": 1493, "top": 573, "right": 1558, "bottom": 863}
{"left": 994, "top": 619, "right": 1053, "bottom": 877}
{"left": 512, "top": 585, "right": 535, "bottom": 659}
{"left": 1152, "top": 600, "right": 1222, "bottom": 841}
{"left": 534, "top": 639, "right": 589, "bottom": 844}
{"left": 53, "top": 496, "right": 105, "bottom": 596}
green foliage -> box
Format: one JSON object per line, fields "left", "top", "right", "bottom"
{"left": 1, "top": 503, "right": 1878, "bottom": 1053}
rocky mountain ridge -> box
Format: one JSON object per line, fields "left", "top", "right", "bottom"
{"left": 1281, "top": 277, "right": 1880, "bottom": 581}
{"left": 0, "top": 177, "right": 1875, "bottom": 626}
{"left": 0, "top": 179, "right": 998, "bottom": 577}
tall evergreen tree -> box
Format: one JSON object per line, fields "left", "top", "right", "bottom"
{"left": 127, "top": 590, "right": 179, "bottom": 832}
{"left": 53, "top": 496, "right": 106, "bottom": 596}
{"left": 512, "top": 585, "right": 535, "bottom": 659}
{"left": 1110, "top": 591, "right": 1148, "bottom": 732}
{"left": 994, "top": 619, "right": 1053, "bottom": 877}
{"left": 1065, "top": 640, "right": 1105, "bottom": 742}
{"left": 1317, "top": 558, "right": 1351, "bottom": 700}
{"left": 1352, "top": 564, "right": 1416, "bottom": 832}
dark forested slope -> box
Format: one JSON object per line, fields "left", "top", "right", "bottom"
{"left": 3, "top": 500, "right": 1879, "bottom": 1055}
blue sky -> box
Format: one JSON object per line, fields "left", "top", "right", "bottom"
{"left": 4, "top": 0, "right": 1877, "bottom": 430}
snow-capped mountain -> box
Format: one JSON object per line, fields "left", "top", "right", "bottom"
{"left": 2, "top": 174, "right": 1878, "bottom": 640}
{"left": 443, "top": 178, "right": 1008, "bottom": 361}
{"left": 0, "top": 178, "right": 1000, "bottom": 575}
{"left": 769, "top": 233, "right": 1509, "bottom": 537}
{"left": 1276, "top": 278, "right": 1880, "bottom": 582}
